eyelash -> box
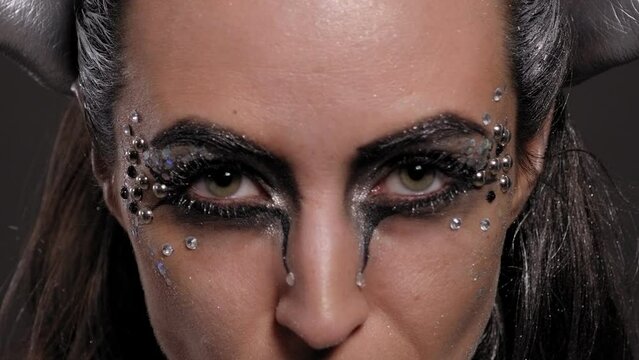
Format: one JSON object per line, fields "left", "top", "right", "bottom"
{"left": 152, "top": 150, "right": 478, "bottom": 220}
{"left": 364, "top": 151, "right": 477, "bottom": 216}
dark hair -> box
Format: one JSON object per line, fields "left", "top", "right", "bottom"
{"left": 1, "top": 0, "right": 636, "bottom": 358}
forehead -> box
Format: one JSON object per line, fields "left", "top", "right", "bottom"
{"left": 122, "top": 0, "right": 511, "bottom": 158}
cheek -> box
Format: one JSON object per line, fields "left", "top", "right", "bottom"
{"left": 128, "top": 215, "right": 286, "bottom": 358}
{"left": 363, "top": 201, "right": 507, "bottom": 357}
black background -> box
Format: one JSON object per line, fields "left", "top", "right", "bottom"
{"left": 1, "top": 55, "right": 638, "bottom": 323}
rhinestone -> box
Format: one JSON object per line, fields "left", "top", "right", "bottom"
{"left": 133, "top": 138, "right": 146, "bottom": 149}
{"left": 500, "top": 128, "right": 512, "bottom": 146}
{"left": 132, "top": 137, "right": 147, "bottom": 150}
{"left": 493, "top": 88, "right": 504, "bottom": 102}
{"left": 125, "top": 149, "right": 139, "bottom": 164}
{"left": 482, "top": 113, "right": 492, "bottom": 126}
{"left": 126, "top": 165, "right": 137, "bottom": 178}
{"left": 493, "top": 124, "right": 504, "bottom": 140}
{"left": 123, "top": 124, "right": 133, "bottom": 136}
{"left": 128, "top": 202, "right": 139, "bottom": 214}
{"left": 480, "top": 218, "right": 491, "bottom": 232}
{"left": 185, "top": 236, "right": 198, "bottom": 250}
{"left": 138, "top": 209, "right": 153, "bottom": 224}
{"left": 501, "top": 155, "right": 513, "bottom": 172}
{"left": 286, "top": 272, "right": 296, "bottom": 286}
{"left": 120, "top": 186, "right": 129, "bottom": 200}
{"left": 152, "top": 183, "right": 169, "bottom": 198}
{"left": 473, "top": 171, "right": 486, "bottom": 187}
{"left": 486, "top": 191, "right": 496, "bottom": 203}
{"left": 131, "top": 187, "right": 143, "bottom": 201}
{"left": 487, "top": 158, "right": 501, "bottom": 174}
{"left": 130, "top": 110, "right": 140, "bottom": 123}
{"left": 161, "top": 244, "right": 174, "bottom": 257}
{"left": 499, "top": 175, "right": 512, "bottom": 193}
{"left": 136, "top": 175, "right": 150, "bottom": 190}
{"left": 450, "top": 218, "right": 462, "bottom": 231}
{"left": 356, "top": 272, "right": 366, "bottom": 288}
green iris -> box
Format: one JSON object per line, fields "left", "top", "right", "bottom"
{"left": 398, "top": 164, "right": 435, "bottom": 192}
{"left": 204, "top": 168, "right": 242, "bottom": 197}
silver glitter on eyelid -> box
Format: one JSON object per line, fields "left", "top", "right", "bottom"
{"left": 450, "top": 218, "right": 463, "bottom": 231}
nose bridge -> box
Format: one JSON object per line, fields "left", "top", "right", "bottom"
{"left": 275, "top": 189, "right": 369, "bottom": 349}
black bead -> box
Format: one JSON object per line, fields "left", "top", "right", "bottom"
{"left": 120, "top": 187, "right": 129, "bottom": 200}
{"left": 486, "top": 191, "right": 496, "bottom": 203}
{"left": 127, "top": 165, "right": 138, "bottom": 178}
{"left": 128, "top": 202, "right": 139, "bottom": 214}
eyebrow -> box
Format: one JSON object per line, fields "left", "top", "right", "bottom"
{"left": 150, "top": 113, "right": 485, "bottom": 199}
{"left": 150, "top": 118, "right": 299, "bottom": 200}
{"left": 351, "top": 113, "right": 488, "bottom": 174}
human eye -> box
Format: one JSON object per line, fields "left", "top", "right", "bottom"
{"left": 376, "top": 163, "right": 446, "bottom": 197}
{"left": 144, "top": 145, "right": 274, "bottom": 220}
{"left": 190, "top": 165, "right": 262, "bottom": 201}
{"left": 366, "top": 152, "right": 477, "bottom": 216}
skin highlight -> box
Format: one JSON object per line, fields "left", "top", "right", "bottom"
{"left": 99, "top": 0, "right": 548, "bottom": 358}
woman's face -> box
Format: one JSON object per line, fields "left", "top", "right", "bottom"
{"left": 105, "top": 0, "right": 536, "bottom": 358}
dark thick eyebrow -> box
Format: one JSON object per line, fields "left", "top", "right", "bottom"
{"left": 351, "top": 113, "right": 489, "bottom": 176}
{"left": 150, "top": 118, "right": 299, "bottom": 200}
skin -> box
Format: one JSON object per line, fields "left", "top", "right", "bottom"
{"left": 99, "top": 0, "right": 548, "bottom": 358}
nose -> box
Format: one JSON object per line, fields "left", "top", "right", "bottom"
{"left": 275, "top": 198, "right": 369, "bottom": 350}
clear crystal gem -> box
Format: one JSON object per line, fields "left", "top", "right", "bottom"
{"left": 185, "top": 236, "right": 198, "bottom": 250}
{"left": 480, "top": 218, "right": 491, "bottom": 232}
{"left": 161, "top": 244, "right": 174, "bottom": 257}
{"left": 450, "top": 218, "right": 462, "bottom": 231}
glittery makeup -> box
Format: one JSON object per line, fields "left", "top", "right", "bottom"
{"left": 142, "top": 120, "right": 296, "bottom": 273}
{"left": 131, "top": 112, "right": 512, "bottom": 283}
{"left": 350, "top": 114, "right": 496, "bottom": 270}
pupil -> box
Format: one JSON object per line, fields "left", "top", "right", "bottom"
{"left": 406, "top": 164, "right": 425, "bottom": 181}
{"left": 210, "top": 169, "right": 235, "bottom": 187}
